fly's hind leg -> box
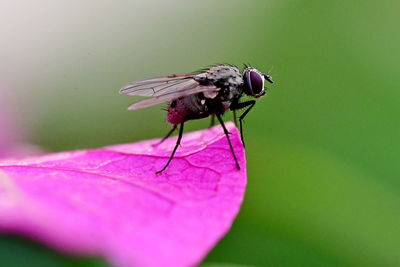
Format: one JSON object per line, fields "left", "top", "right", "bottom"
{"left": 156, "top": 113, "right": 209, "bottom": 174}
{"left": 153, "top": 125, "right": 177, "bottom": 147}
{"left": 156, "top": 123, "right": 184, "bottom": 174}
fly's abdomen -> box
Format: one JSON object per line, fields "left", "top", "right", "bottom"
{"left": 167, "top": 94, "right": 206, "bottom": 125}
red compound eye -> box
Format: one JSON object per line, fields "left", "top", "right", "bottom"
{"left": 245, "top": 70, "right": 264, "bottom": 96}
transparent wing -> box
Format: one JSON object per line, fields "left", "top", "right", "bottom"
{"left": 119, "top": 73, "right": 198, "bottom": 97}
{"left": 127, "top": 85, "right": 219, "bottom": 110}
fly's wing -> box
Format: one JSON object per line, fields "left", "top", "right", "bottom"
{"left": 127, "top": 84, "right": 219, "bottom": 110}
{"left": 120, "top": 72, "right": 219, "bottom": 110}
{"left": 120, "top": 74, "right": 198, "bottom": 97}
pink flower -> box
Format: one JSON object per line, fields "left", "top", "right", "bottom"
{"left": 0, "top": 123, "right": 246, "bottom": 267}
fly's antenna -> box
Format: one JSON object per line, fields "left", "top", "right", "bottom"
{"left": 264, "top": 65, "right": 275, "bottom": 83}
{"left": 263, "top": 73, "right": 274, "bottom": 84}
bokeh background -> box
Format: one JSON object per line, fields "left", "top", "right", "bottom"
{"left": 1, "top": 0, "right": 399, "bottom": 266}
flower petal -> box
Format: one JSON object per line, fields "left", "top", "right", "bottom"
{"left": 0, "top": 123, "right": 246, "bottom": 267}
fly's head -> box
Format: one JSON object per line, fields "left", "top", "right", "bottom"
{"left": 243, "top": 67, "right": 273, "bottom": 98}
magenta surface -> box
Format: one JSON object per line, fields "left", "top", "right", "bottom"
{"left": 0, "top": 123, "right": 246, "bottom": 267}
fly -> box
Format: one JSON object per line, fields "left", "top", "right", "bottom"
{"left": 120, "top": 64, "right": 274, "bottom": 174}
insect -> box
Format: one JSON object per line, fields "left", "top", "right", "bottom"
{"left": 120, "top": 64, "right": 273, "bottom": 174}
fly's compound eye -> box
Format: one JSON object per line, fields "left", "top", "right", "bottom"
{"left": 246, "top": 70, "right": 264, "bottom": 96}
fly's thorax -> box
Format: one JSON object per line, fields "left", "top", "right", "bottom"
{"left": 219, "top": 86, "right": 243, "bottom": 102}
{"left": 195, "top": 65, "right": 244, "bottom": 104}
{"left": 204, "top": 65, "right": 244, "bottom": 89}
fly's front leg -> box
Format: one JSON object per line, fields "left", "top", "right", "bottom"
{"left": 216, "top": 114, "right": 240, "bottom": 170}
{"left": 230, "top": 100, "right": 256, "bottom": 148}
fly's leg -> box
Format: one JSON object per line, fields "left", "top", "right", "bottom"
{"left": 230, "top": 100, "right": 256, "bottom": 148}
{"left": 216, "top": 114, "right": 240, "bottom": 170}
{"left": 209, "top": 114, "right": 215, "bottom": 128}
{"left": 156, "top": 123, "right": 184, "bottom": 174}
{"left": 153, "top": 125, "right": 177, "bottom": 147}
{"left": 156, "top": 113, "right": 209, "bottom": 174}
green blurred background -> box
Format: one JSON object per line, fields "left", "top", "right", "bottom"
{"left": 1, "top": 0, "right": 399, "bottom": 266}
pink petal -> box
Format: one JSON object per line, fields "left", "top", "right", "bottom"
{"left": 0, "top": 123, "right": 246, "bottom": 267}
